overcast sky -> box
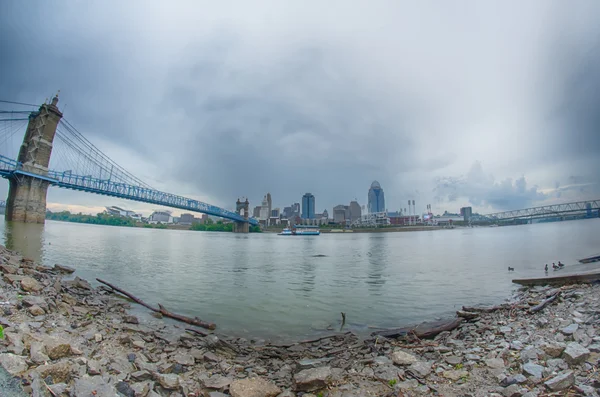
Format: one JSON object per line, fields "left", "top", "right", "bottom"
{"left": 1, "top": 1, "right": 599, "bottom": 217}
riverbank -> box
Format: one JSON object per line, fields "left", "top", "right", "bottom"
{"left": 0, "top": 245, "right": 599, "bottom": 396}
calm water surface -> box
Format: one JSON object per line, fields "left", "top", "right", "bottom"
{"left": 1, "top": 216, "right": 599, "bottom": 340}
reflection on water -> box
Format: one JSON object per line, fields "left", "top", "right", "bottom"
{"left": 0, "top": 216, "right": 599, "bottom": 339}
{"left": 4, "top": 221, "right": 45, "bottom": 262}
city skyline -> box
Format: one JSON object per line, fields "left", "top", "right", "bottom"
{"left": 1, "top": 1, "right": 599, "bottom": 219}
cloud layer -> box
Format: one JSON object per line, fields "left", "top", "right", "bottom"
{"left": 1, "top": 1, "right": 599, "bottom": 215}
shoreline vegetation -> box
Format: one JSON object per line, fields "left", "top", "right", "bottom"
{"left": 45, "top": 211, "right": 261, "bottom": 233}
{"left": 0, "top": 244, "right": 598, "bottom": 395}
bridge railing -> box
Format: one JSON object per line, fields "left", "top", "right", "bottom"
{"left": 0, "top": 154, "right": 256, "bottom": 224}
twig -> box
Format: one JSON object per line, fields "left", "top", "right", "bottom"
{"left": 43, "top": 379, "right": 58, "bottom": 397}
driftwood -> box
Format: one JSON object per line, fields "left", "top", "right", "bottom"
{"left": 96, "top": 278, "right": 216, "bottom": 330}
{"left": 372, "top": 318, "right": 463, "bottom": 339}
{"left": 457, "top": 310, "right": 480, "bottom": 320}
{"left": 529, "top": 291, "right": 560, "bottom": 313}
{"left": 461, "top": 304, "right": 510, "bottom": 313}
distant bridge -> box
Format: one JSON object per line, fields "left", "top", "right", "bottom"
{"left": 0, "top": 97, "right": 256, "bottom": 230}
{"left": 479, "top": 199, "right": 600, "bottom": 223}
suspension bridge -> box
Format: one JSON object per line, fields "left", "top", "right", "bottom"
{"left": 478, "top": 199, "right": 600, "bottom": 223}
{"left": 0, "top": 96, "right": 257, "bottom": 232}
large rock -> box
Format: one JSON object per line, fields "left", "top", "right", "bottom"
{"left": 70, "top": 376, "right": 117, "bottom": 396}
{"left": 408, "top": 361, "right": 432, "bottom": 377}
{"left": 561, "top": 323, "right": 578, "bottom": 335}
{"left": 30, "top": 341, "right": 50, "bottom": 364}
{"left": 294, "top": 366, "right": 332, "bottom": 392}
{"left": 28, "top": 305, "right": 45, "bottom": 316}
{"left": 230, "top": 377, "right": 282, "bottom": 397}
{"left": 20, "top": 276, "right": 42, "bottom": 292}
{"left": 485, "top": 358, "right": 505, "bottom": 369}
{"left": 522, "top": 362, "right": 544, "bottom": 379}
{"left": 172, "top": 352, "right": 195, "bottom": 366}
{"left": 43, "top": 336, "right": 73, "bottom": 360}
{"left": 203, "top": 374, "right": 231, "bottom": 389}
{"left": 442, "top": 369, "right": 469, "bottom": 381}
{"left": 158, "top": 374, "right": 180, "bottom": 390}
{"left": 391, "top": 350, "right": 417, "bottom": 366}
{"left": 36, "top": 361, "right": 74, "bottom": 383}
{"left": 520, "top": 346, "right": 542, "bottom": 362}
{"left": 542, "top": 342, "right": 565, "bottom": 358}
{"left": 544, "top": 370, "right": 575, "bottom": 391}
{"left": 53, "top": 264, "right": 75, "bottom": 274}
{"left": 562, "top": 342, "right": 590, "bottom": 365}
{"left": 0, "top": 353, "right": 28, "bottom": 375}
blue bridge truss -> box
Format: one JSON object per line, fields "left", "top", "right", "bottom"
{"left": 0, "top": 155, "right": 258, "bottom": 225}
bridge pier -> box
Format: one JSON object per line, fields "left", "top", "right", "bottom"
{"left": 5, "top": 96, "right": 62, "bottom": 223}
{"left": 233, "top": 198, "right": 250, "bottom": 233}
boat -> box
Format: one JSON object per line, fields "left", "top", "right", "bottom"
{"left": 513, "top": 269, "right": 600, "bottom": 286}
{"left": 278, "top": 228, "right": 293, "bottom": 236}
{"left": 578, "top": 253, "right": 600, "bottom": 264}
{"left": 293, "top": 225, "right": 320, "bottom": 236}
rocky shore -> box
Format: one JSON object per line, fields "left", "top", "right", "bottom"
{"left": 0, "top": 244, "right": 599, "bottom": 396}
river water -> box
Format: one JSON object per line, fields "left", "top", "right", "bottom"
{"left": 1, "top": 217, "right": 599, "bottom": 340}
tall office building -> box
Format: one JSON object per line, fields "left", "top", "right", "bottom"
{"left": 266, "top": 193, "right": 272, "bottom": 216}
{"left": 349, "top": 200, "right": 361, "bottom": 222}
{"left": 302, "top": 193, "right": 315, "bottom": 219}
{"left": 368, "top": 181, "right": 385, "bottom": 213}
{"left": 292, "top": 203, "right": 300, "bottom": 217}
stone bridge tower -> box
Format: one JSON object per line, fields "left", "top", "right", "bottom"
{"left": 5, "top": 95, "right": 63, "bottom": 223}
{"left": 233, "top": 198, "right": 250, "bottom": 233}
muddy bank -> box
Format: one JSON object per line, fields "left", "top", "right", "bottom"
{"left": 0, "top": 244, "right": 599, "bottom": 396}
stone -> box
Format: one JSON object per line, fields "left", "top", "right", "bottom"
{"left": 20, "top": 276, "right": 42, "bottom": 292}
{"left": 86, "top": 359, "right": 101, "bottom": 375}
{"left": 35, "top": 361, "right": 73, "bottom": 383}
{"left": 444, "top": 355, "right": 462, "bottom": 365}
{"left": 28, "top": 305, "right": 45, "bottom": 316}
{"left": 30, "top": 341, "right": 50, "bottom": 364}
{"left": 502, "top": 384, "right": 522, "bottom": 397}
{"left": 499, "top": 326, "right": 512, "bottom": 334}
{"left": 116, "top": 381, "right": 136, "bottom": 397}
{"left": 522, "top": 362, "right": 544, "bottom": 379}
{"left": 294, "top": 366, "right": 332, "bottom": 392}
{"left": 275, "top": 392, "right": 294, "bottom": 397}
{"left": 562, "top": 342, "right": 590, "bottom": 365}
{"left": 544, "top": 370, "right": 575, "bottom": 391}
{"left": 71, "top": 376, "right": 117, "bottom": 396}
{"left": 0, "top": 264, "right": 17, "bottom": 274}
{"left": 442, "top": 369, "right": 469, "bottom": 381}
{"left": 408, "top": 361, "right": 431, "bottom": 377}
{"left": 500, "top": 374, "right": 527, "bottom": 387}
{"left": 561, "top": 323, "right": 579, "bottom": 335}
{"left": 94, "top": 333, "right": 103, "bottom": 342}
{"left": 485, "top": 358, "right": 505, "bottom": 369}
{"left": 53, "top": 264, "right": 75, "bottom": 274}
{"left": 204, "top": 351, "right": 220, "bottom": 362}
{"left": 131, "top": 370, "right": 152, "bottom": 381}
{"left": 520, "top": 347, "right": 542, "bottom": 362}
{"left": 510, "top": 341, "right": 524, "bottom": 350}
{"left": 132, "top": 340, "right": 145, "bottom": 349}
{"left": 22, "top": 295, "right": 47, "bottom": 309}
{"left": 373, "top": 356, "right": 392, "bottom": 366}
{"left": 204, "top": 374, "right": 232, "bottom": 389}
{"left": 158, "top": 374, "right": 180, "bottom": 390}
{"left": 396, "top": 379, "right": 419, "bottom": 390}
{"left": 588, "top": 344, "right": 600, "bottom": 353}
{"left": 172, "top": 352, "right": 195, "bottom": 366}
{"left": 0, "top": 353, "right": 28, "bottom": 375}
{"left": 542, "top": 342, "right": 565, "bottom": 358}
{"left": 230, "top": 377, "right": 282, "bottom": 397}
{"left": 374, "top": 365, "right": 403, "bottom": 383}
{"left": 48, "top": 383, "right": 68, "bottom": 396}
{"left": 391, "top": 350, "right": 417, "bottom": 366}
{"left": 130, "top": 381, "right": 153, "bottom": 397}
{"left": 297, "top": 357, "right": 332, "bottom": 370}
{"left": 43, "top": 336, "right": 73, "bottom": 360}
{"left": 124, "top": 315, "right": 139, "bottom": 324}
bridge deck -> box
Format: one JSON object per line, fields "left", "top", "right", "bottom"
{"left": 0, "top": 155, "right": 257, "bottom": 225}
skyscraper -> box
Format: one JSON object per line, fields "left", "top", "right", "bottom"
{"left": 302, "top": 193, "right": 315, "bottom": 219}
{"left": 266, "top": 193, "right": 272, "bottom": 216}
{"left": 368, "top": 181, "right": 385, "bottom": 213}
{"left": 349, "top": 200, "right": 361, "bottom": 222}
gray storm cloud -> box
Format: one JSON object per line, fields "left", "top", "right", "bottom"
{"left": 0, "top": 1, "right": 599, "bottom": 214}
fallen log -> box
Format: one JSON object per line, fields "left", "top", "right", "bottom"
{"left": 529, "top": 292, "right": 560, "bottom": 313}
{"left": 457, "top": 310, "right": 479, "bottom": 320}
{"left": 372, "top": 318, "right": 463, "bottom": 339}
{"left": 96, "top": 278, "right": 216, "bottom": 330}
